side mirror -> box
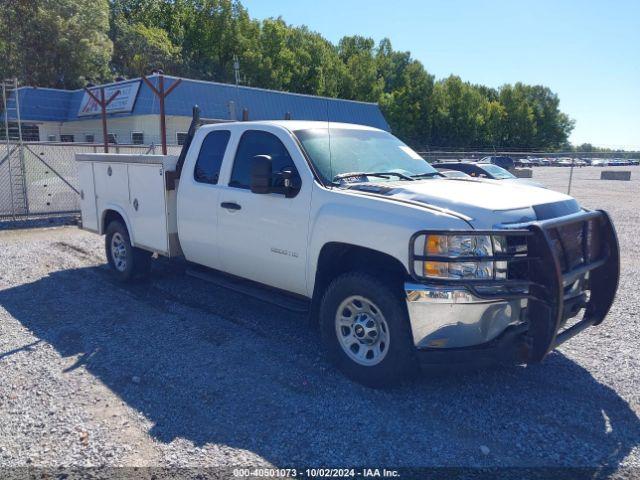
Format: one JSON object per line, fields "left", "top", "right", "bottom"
{"left": 250, "top": 155, "right": 272, "bottom": 194}
{"left": 279, "top": 168, "right": 299, "bottom": 198}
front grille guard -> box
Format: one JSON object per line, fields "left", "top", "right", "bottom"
{"left": 408, "top": 209, "right": 620, "bottom": 362}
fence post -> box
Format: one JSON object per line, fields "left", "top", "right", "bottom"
{"left": 18, "top": 141, "right": 28, "bottom": 215}
{"left": 567, "top": 157, "right": 575, "bottom": 195}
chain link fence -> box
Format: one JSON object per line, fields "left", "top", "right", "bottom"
{"left": 415, "top": 149, "right": 640, "bottom": 163}
{"left": 1, "top": 142, "right": 637, "bottom": 222}
{"left": 0, "top": 142, "right": 183, "bottom": 221}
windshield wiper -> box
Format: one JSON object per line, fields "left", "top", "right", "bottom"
{"left": 332, "top": 171, "right": 415, "bottom": 182}
{"left": 411, "top": 172, "right": 443, "bottom": 179}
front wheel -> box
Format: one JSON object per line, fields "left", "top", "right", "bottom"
{"left": 105, "top": 220, "right": 151, "bottom": 282}
{"left": 319, "top": 272, "right": 417, "bottom": 387}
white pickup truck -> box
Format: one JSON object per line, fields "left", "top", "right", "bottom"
{"left": 76, "top": 109, "right": 620, "bottom": 387}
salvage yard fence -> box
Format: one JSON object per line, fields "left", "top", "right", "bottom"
{"left": 0, "top": 141, "right": 637, "bottom": 221}
{"left": 0, "top": 141, "right": 182, "bottom": 221}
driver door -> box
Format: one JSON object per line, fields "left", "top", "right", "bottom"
{"left": 216, "top": 128, "right": 312, "bottom": 296}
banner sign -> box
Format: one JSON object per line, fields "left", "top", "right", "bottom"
{"left": 77, "top": 81, "right": 141, "bottom": 117}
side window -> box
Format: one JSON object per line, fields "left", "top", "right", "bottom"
{"left": 194, "top": 130, "right": 231, "bottom": 184}
{"left": 230, "top": 130, "right": 298, "bottom": 189}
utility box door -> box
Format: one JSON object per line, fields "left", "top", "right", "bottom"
{"left": 128, "top": 164, "right": 169, "bottom": 253}
{"left": 94, "top": 162, "right": 129, "bottom": 206}
{"left": 77, "top": 162, "right": 98, "bottom": 231}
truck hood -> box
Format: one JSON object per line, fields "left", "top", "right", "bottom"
{"left": 348, "top": 178, "right": 580, "bottom": 228}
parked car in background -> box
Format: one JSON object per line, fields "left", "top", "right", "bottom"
{"left": 527, "top": 158, "right": 543, "bottom": 167}
{"left": 436, "top": 169, "right": 472, "bottom": 179}
{"left": 591, "top": 159, "right": 609, "bottom": 167}
{"left": 555, "top": 158, "right": 574, "bottom": 167}
{"left": 515, "top": 158, "right": 532, "bottom": 168}
{"left": 609, "top": 158, "right": 628, "bottom": 166}
{"left": 480, "top": 155, "right": 515, "bottom": 170}
{"left": 434, "top": 162, "right": 546, "bottom": 188}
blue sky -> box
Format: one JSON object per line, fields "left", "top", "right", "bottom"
{"left": 242, "top": 0, "right": 639, "bottom": 149}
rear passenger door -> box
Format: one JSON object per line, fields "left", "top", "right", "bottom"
{"left": 176, "top": 129, "right": 231, "bottom": 269}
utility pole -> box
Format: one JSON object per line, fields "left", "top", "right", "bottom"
{"left": 83, "top": 86, "right": 121, "bottom": 153}
{"left": 233, "top": 55, "right": 241, "bottom": 121}
{"left": 233, "top": 55, "right": 240, "bottom": 86}
{"left": 142, "top": 73, "right": 181, "bottom": 155}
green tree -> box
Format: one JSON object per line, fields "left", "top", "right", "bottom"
{"left": 111, "top": 21, "right": 181, "bottom": 76}
{"left": 431, "top": 76, "right": 490, "bottom": 147}
{"left": 178, "top": 0, "right": 261, "bottom": 82}
{"left": 338, "top": 36, "right": 384, "bottom": 102}
{"left": 0, "top": 0, "right": 112, "bottom": 88}
{"left": 379, "top": 60, "right": 434, "bottom": 147}
{"left": 248, "top": 19, "right": 345, "bottom": 96}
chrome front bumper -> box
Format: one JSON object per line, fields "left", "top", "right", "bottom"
{"left": 404, "top": 282, "right": 525, "bottom": 349}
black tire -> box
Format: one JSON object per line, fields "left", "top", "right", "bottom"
{"left": 105, "top": 220, "right": 151, "bottom": 282}
{"left": 319, "top": 272, "right": 417, "bottom": 387}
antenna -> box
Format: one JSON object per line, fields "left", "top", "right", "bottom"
{"left": 326, "top": 98, "right": 333, "bottom": 185}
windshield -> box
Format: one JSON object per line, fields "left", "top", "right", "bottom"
{"left": 293, "top": 128, "right": 437, "bottom": 183}
{"left": 479, "top": 163, "right": 516, "bottom": 179}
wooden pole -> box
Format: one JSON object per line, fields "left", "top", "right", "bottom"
{"left": 84, "top": 86, "right": 120, "bottom": 153}
{"left": 142, "top": 74, "right": 182, "bottom": 156}
{"left": 100, "top": 88, "right": 108, "bottom": 152}
{"left": 159, "top": 75, "right": 167, "bottom": 154}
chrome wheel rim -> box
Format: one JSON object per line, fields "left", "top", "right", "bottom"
{"left": 110, "top": 232, "right": 128, "bottom": 272}
{"left": 335, "top": 295, "right": 390, "bottom": 366}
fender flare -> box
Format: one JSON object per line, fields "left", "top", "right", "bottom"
{"left": 100, "top": 204, "right": 134, "bottom": 243}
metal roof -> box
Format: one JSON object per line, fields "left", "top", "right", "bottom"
{"left": 6, "top": 74, "right": 390, "bottom": 130}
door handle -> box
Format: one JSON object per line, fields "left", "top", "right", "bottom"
{"left": 220, "top": 201, "right": 241, "bottom": 211}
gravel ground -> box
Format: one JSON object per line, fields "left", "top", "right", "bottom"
{"left": 0, "top": 166, "right": 638, "bottom": 474}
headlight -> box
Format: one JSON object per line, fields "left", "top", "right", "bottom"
{"left": 420, "top": 234, "right": 508, "bottom": 280}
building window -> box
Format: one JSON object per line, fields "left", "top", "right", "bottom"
{"left": 176, "top": 132, "right": 187, "bottom": 146}
{"left": 22, "top": 124, "right": 39, "bottom": 141}
{"left": 60, "top": 134, "right": 74, "bottom": 143}
{"left": 131, "top": 132, "right": 144, "bottom": 145}
{"left": 47, "top": 134, "right": 56, "bottom": 142}
{"left": 107, "top": 133, "right": 118, "bottom": 144}
{"left": 0, "top": 123, "right": 39, "bottom": 141}
{"left": 85, "top": 134, "right": 95, "bottom": 143}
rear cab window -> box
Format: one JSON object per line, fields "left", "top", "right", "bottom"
{"left": 194, "top": 130, "right": 231, "bottom": 184}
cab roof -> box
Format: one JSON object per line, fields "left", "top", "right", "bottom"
{"left": 202, "top": 120, "right": 383, "bottom": 133}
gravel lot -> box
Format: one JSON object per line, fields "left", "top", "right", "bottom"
{"left": 0, "top": 167, "right": 638, "bottom": 474}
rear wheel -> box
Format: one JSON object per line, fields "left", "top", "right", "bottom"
{"left": 105, "top": 220, "right": 151, "bottom": 282}
{"left": 319, "top": 272, "right": 417, "bottom": 387}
